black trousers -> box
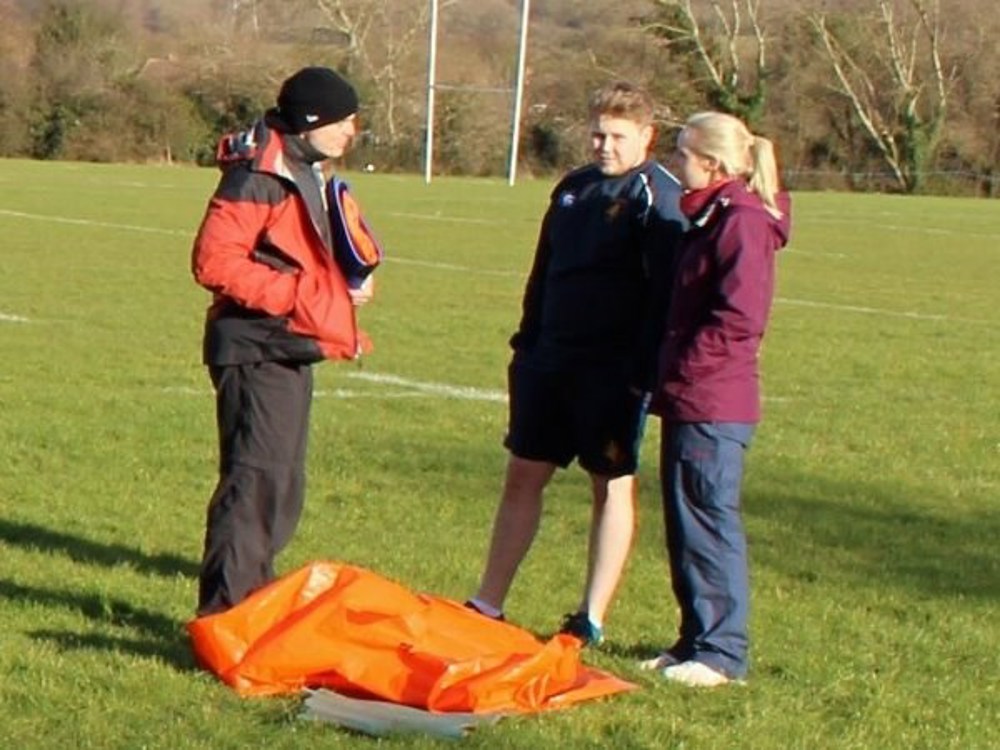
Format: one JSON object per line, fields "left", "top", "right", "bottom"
{"left": 197, "top": 361, "right": 313, "bottom": 616}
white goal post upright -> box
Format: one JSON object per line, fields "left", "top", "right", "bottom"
{"left": 423, "top": 0, "right": 439, "bottom": 185}
{"left": 423, "top": 0, "right": 531, "bottom": 185}
{"left": 507, "top": 0, "right": 530, "bottom": 186}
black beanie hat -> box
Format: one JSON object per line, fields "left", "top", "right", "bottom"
{"left": 271, "top": 67, "right": 359, "bottom": 134}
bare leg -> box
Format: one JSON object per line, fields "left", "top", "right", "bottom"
{"left": 577, "top": 473, "right": 637, "bottom": 625}
{"left": 473, "top": 455, "right": 557, "bottom": 610}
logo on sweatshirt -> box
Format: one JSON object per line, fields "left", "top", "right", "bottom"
{"left": 558, "top": 191, "right": 576, "bottom": 208}
{"left": 605, "top": 198, "right": 627, "bottom": 222}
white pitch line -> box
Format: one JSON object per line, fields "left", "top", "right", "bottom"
{"left": 161, "top": 374, "right": 507, "bottom": 403}
{"left": 1, "top": 312, "right": 30, "bottom": 323}
{"left": 0, "top": 209, "right": 191, "bottom": 237}
{"left": 314, "top": 389, "right": 431, "bottom": 399}
{"left": 345, "top": 371, "right": 507, "bottom": 402}
{"left": 782, "top": 247, "right": 847, "bottom": 259}
{"left": 163, "top": 379, "right": 793, "bottom": 405}
{"left": 776, "top": 297, "right": 990, "bottom": 324}
{"left": 3, "top": 208, "right": 991, "bottom": 325}
{"left": 161, "top": 385, "right": 431, "bottom": 400}
{"left": 386, "top": 211, "right": 508, "bottom": 226}
{"left": 386, "top": 257, "right": 521, "bottom": 277}
{"left": 805, "top": 216, "right": 1000, "bottom": 242}
{"left": 0, "top": 208, "right": 522, "bottom": 277}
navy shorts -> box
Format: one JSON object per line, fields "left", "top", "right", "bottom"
{"left": 503, "top": 356, "right": 650, "bottom": 477}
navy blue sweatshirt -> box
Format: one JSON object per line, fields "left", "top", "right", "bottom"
{"left": 511, "top": 159, "right": 686, "bottom": 390}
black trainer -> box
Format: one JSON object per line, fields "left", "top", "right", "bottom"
{"left": 559, "top": 612, "right": 604, "bottom": 646}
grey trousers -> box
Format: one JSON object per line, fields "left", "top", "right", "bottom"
{"left": 197, "top": 361, "right": 313, "bottom": 616}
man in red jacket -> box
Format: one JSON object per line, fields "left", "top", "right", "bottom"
{"left": 191, "top": 67, "right": 378, "bottom": 616}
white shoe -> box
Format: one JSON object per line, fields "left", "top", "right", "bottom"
{"left": 661, "top": 660, "right": 733, "bottom": 687}
{"left": 639, "top": 651, "right": 681, "bottom": 671}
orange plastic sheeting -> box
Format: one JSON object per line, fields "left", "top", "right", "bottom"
{"left": 338, "top": 187, "right": 382, "bottom": 265}
{"left": 187, "top": 562, "right": 636, "bottom": 713}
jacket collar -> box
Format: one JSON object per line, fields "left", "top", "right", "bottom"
{"left": 679, "top": 179, "right": 737, "bottom": 227}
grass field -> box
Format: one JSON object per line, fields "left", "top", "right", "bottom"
{"left": 1, "top": 157, "right": 998, "bottom": 749}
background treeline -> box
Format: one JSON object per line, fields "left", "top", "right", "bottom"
{"left": 0, "top": 0, "right": 997, "bottom": 195}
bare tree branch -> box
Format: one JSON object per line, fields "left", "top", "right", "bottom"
{"left": 713, "top": 1, "right": 738, "bottom": 89}
{"left": 811, "top": 0, "right": 951, "bottom": 192}
{"left": 911, "top": 0, "right": 953, "bottom": 112}
{"left": 310, "top": 0, "right": 447, "bottom": 142}
{"left": 812, "top": 13, "right": 905, "bottom": 187}
{"left": 747, "top": 0, "right": 765, "bottom": 83}
{"left": 646, "top": 0, "right": 768, "bottom": 123}
{"left": 680, "top": 0, "right": 725, "bottom": 89}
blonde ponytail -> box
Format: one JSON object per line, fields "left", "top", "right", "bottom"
{"left": 682, "top": 112, "right": 783, "bottom": 218}
{"left": 748, "top": 135, "right": 782, "bottom": 218}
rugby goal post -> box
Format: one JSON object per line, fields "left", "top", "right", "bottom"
{"left": 423, "top": 0, "right": 531, "bottom": 186}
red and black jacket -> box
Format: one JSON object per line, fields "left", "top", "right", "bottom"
{"left": 192, "top": 120, "right": 367, "bottom": 366}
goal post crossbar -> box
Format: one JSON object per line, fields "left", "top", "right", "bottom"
{"left": 423, "top": 0, "right": 531, "bottom": 185}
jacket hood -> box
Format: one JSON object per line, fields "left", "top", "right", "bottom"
{"left": 213, "top": 120, "right": 294, "bottom": 182}
{"left": 714, "top": 180, "right": 792, "bottom": 250}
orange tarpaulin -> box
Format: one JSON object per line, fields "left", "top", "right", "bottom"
{"left": 187, "top": 561, "right": 636, "bottom": 714}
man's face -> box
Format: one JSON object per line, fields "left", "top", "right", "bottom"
{"left": 304, "top": 113, "right": 357, "bottom": 159}
{"left": 590, "top": 115, "right": 652, "bottom": 176}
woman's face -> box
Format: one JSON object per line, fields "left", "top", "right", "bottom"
{"left": 674, "top": 128, "right": 721, "bottom": 191}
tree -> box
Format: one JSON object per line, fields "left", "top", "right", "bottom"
{"left": 309, "top": 0, "right": 452, "bottom": 145}
{"left": 28, "top": 0, "right": 133, "bottom": 159}
{"left": 811, "top": 0, "right": 954, "bottom": 193}
{"left": 0, "top": 0, "right": 32, "bottom": 156}
{"left": 225, "top": 0, "right": 261, "bottom": 34}
{"left": 640, "top": 0, "right": 770, "bottom": 126}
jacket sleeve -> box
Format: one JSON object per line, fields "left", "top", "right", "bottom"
{"left": 509, "top": 208, "right": 554, "bottom": 353}
{"left": 191, "top": 169, "right": 299, "bottom": 317}
{"left": 630, "top": 175, "right": 688, "bottom": 391}
{"left": 676, "top": 208, "right": 773, "bottom": 382}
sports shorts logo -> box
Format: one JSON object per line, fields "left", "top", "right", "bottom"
{"left": 306, "top": 114, "right": 320, "bottom": 123}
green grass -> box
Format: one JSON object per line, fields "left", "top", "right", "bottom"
{"left": 1, "top": 158, "right": 997, "bottom": 749}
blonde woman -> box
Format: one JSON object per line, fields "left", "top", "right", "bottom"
{"left": 645, "top": 112, "right": 791, "bottom": 686}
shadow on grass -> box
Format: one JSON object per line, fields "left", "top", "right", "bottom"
{"left": 29, "top": 630, "right": 196, "bottom": 670}
{"left": 601, "top": 641, "right": 670, "bottom": 662}
{"left": 745, "top": 471, "right": 1000, "bottom": 600}
{"left": 1, "top": 578, "right": 196, "bottom": 671}
{"left": 616, "top": 469, "right": 997, "bottom": 662}
{"left": 0, "top": 518, "right": 199, "bottom": 578}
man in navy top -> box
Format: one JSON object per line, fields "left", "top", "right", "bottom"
{"left": 466, "top": 81, "right": 686, "bottom": 645}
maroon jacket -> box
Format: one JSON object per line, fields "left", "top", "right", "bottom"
{"left": 652, "top": 180, "right": 791, "bottom": 423}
